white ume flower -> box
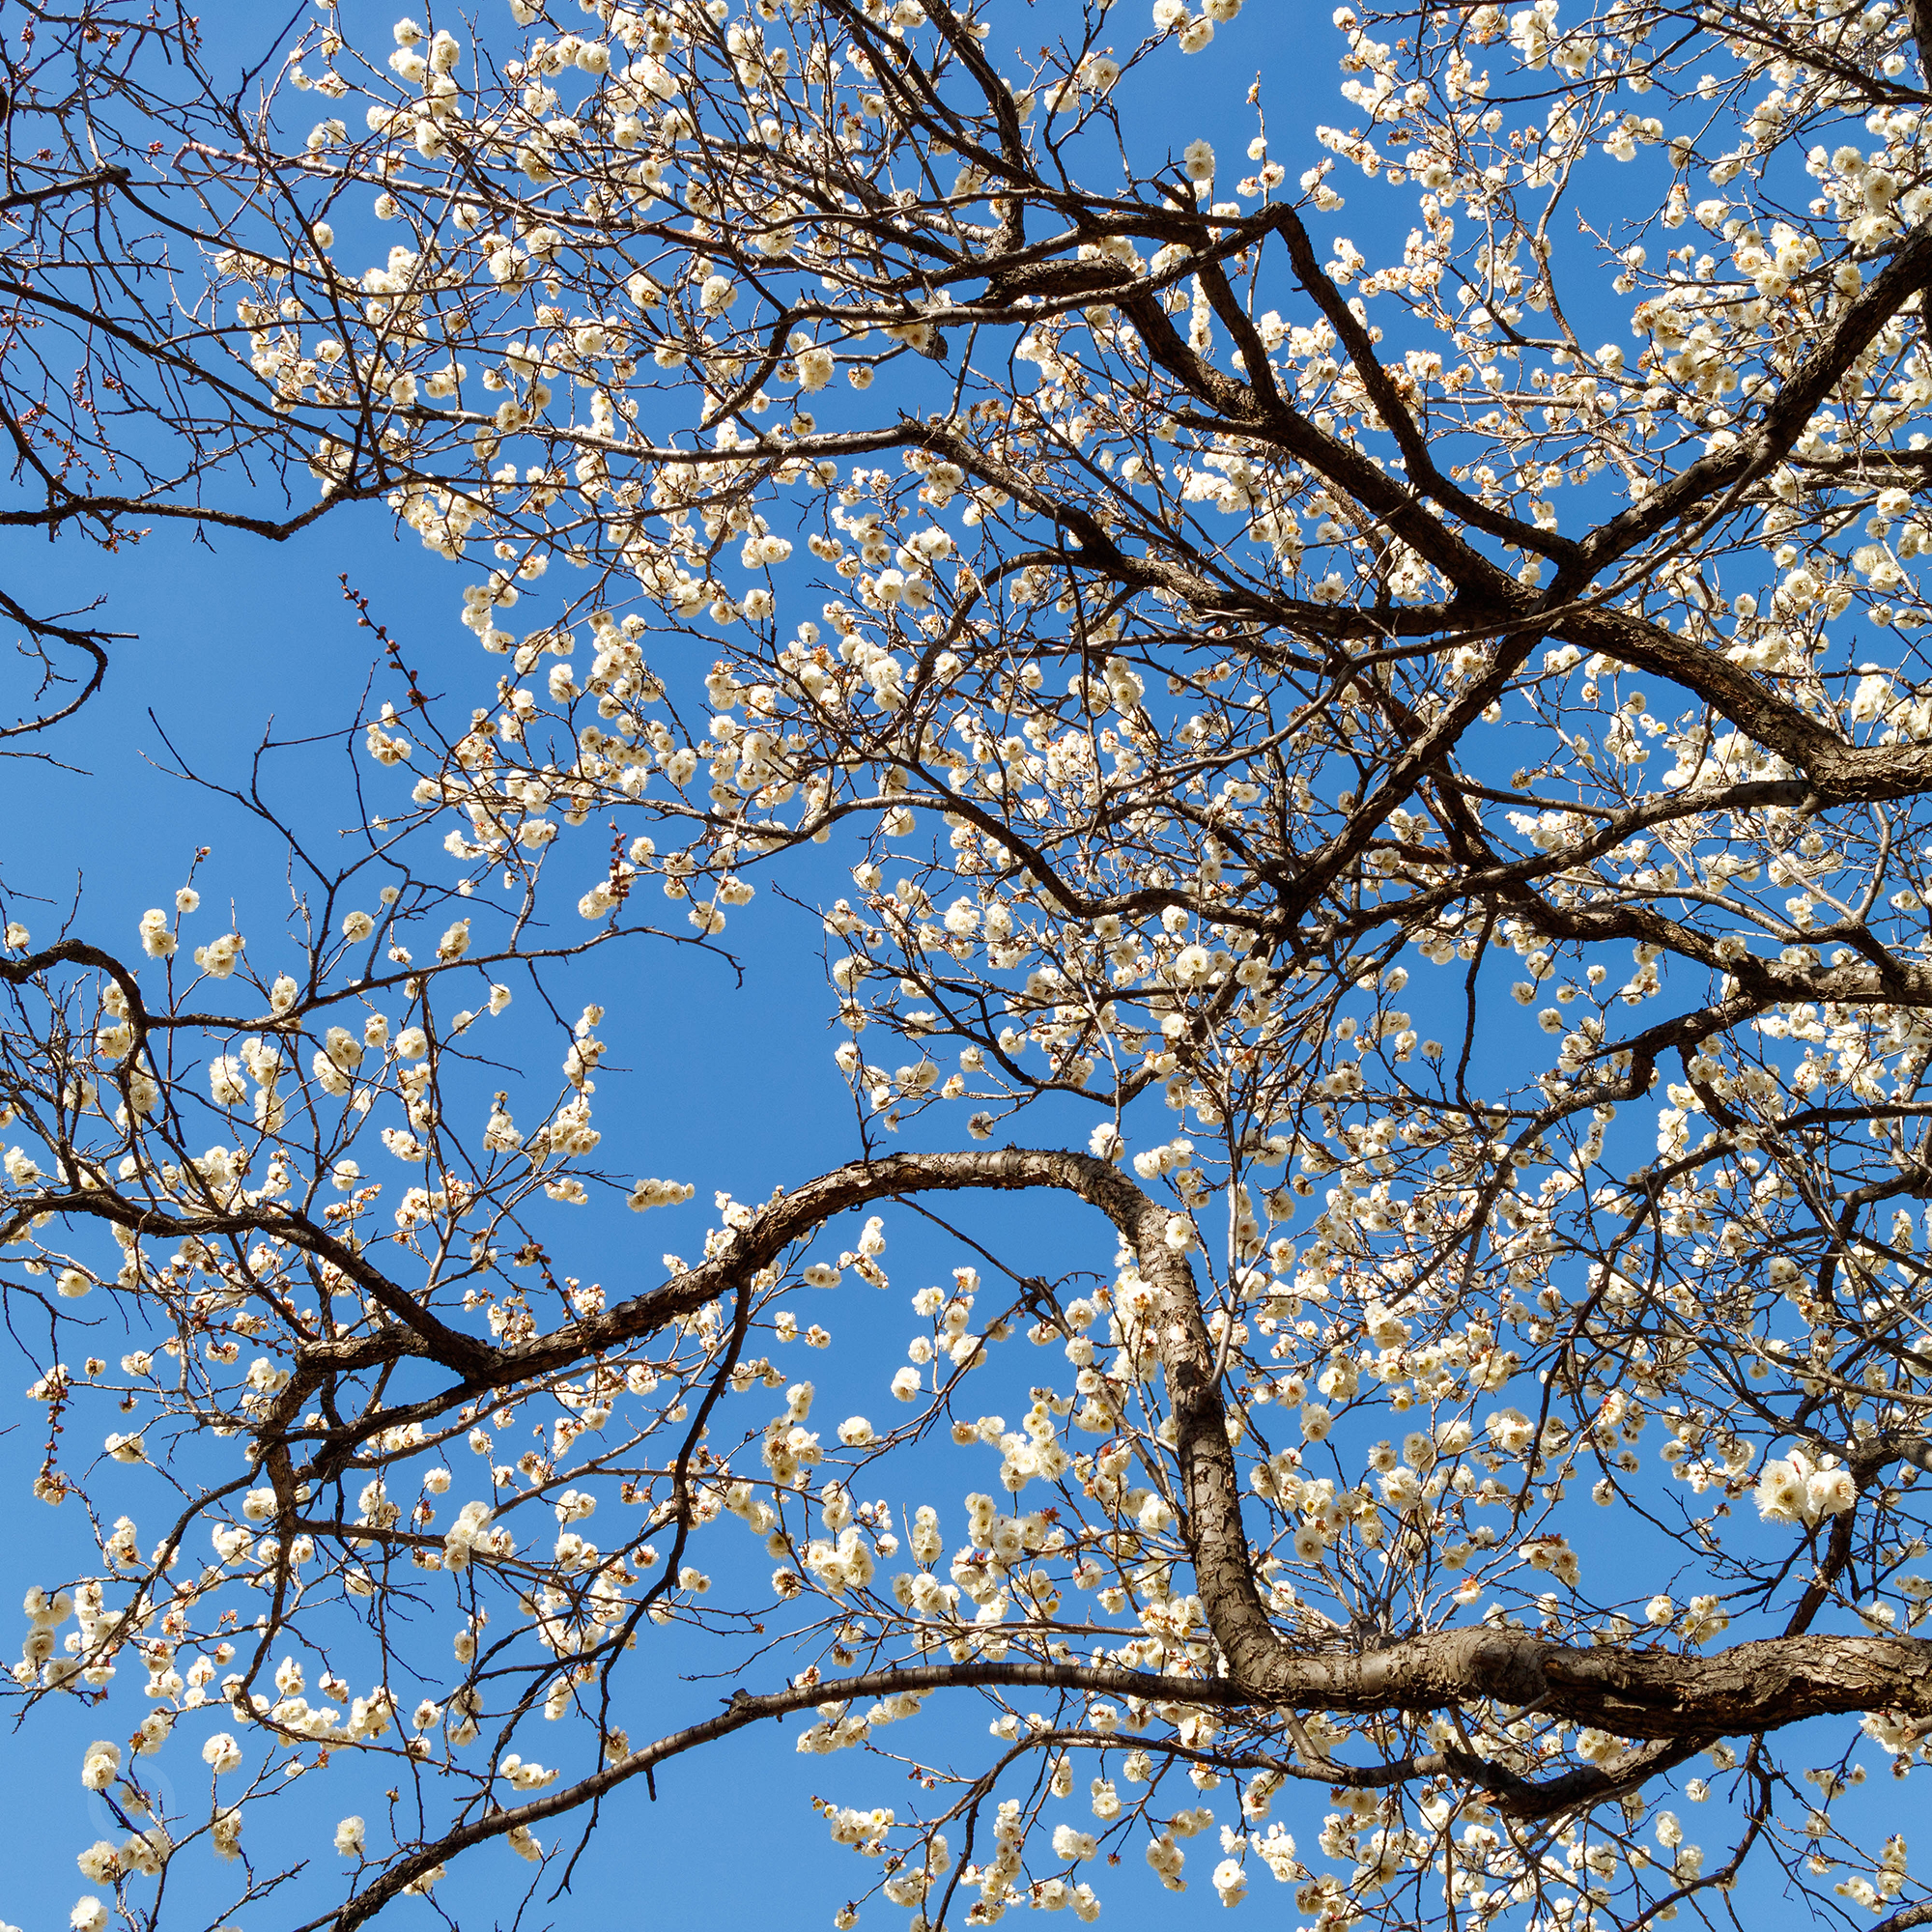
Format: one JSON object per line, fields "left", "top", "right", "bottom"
{"left": 137, "top": 908, "right": 176, "bottom": 959}
{"left": 75, "top": 1843, "right": 118, "bottom": 1884}
{"left": 1755, "top": 1447, "right": 1858, "bottom": 1527}
{"left": 79, "top": 1740, "right": 121, "bottom": 1791}
{"left": 1053, "top": 1824, "right": 1098, "bottom": 1861}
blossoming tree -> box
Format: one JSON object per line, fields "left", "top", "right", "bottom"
{"left": 18, "top": 0, "right": 1932, "bottom": 1927}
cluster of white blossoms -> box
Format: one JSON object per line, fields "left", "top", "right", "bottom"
{"left": 1755, "top": 1447, "right": 1861, "bottom": 1526}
